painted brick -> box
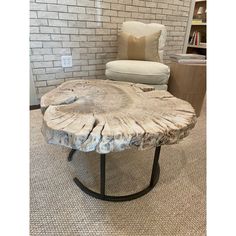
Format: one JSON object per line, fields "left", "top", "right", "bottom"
{"left": 86, "top": 8, "right": 100, "bottom": 15}
{"left": 79, "top": 29, "right": 95, "bottom": 35}
{"left": 52, "top": 48, "right": 71, "bottom": 54}
{"left": 51, "top": 60, "right": 61, "bottom": 67}
{"left": 30, "top": 11, "right": 37, "bottom": 18}
{"left": 86, "top": 21, "right": 100, "bottom": 28}
{"left": 57, "top": 0, "right": 76, "bottom": 6}
{"left": 126, "top": 6, "right": 138, "bottom": 12}
{"left": 46, "top": 67, "right": 63, "bottom": 73}
{"left": 118, "top": 11, "right": 131, "bottom": 17}
{"left": 139, "top": 7, "right": 151, "bottom": 13}
{"left": 61, "top": 27, "right": 78, "bottom": 34}
{"left": 64, "top": 65, "right": 81, "bottom": 72}
{"left": 96, "top": 29, "right": 110, "bottom": 35}
{"left": 119, "top": 0, "right": 132, "bottom": 4}
{"left": 30, "top": 41, "right": 43, "bottom": 48}
{"left": 43, "top": 42, "right": 62, "bottom": 48}
{"left": 47, "top": 79, "right": 65, "bottom": 86}
{"left": 35, "top": 81, "right": 47, "bottom": 87}
{"left": 37, "top": 73, "right": 56, "bottom": 80}
{"left": 30, "top": 34, "right": 50, "bottom": 41}
{"left": 43, "top": 55, "right": 60, "bottom": 61}
{"left": 73, "top": 71, "right": 89, "bottom": 77}
{"left": 47, "top": 4, "right": 68, "bottom": 12}
{"left": 71, "top": 60, "right": 88, "bottom": 66}
{"left": 30, "top": 19, "right": 48, "bottom": 26}
{"left": 79, "top": 42, "right": 96, "bottom": 47}
{"left": 48, "top": 19, "right": 67, "bottom": 27}
{"left": 146, "top": 2, "right": 156, "bottom": 8}
{"left": 68, "top": 6, "right": 85, "bottom": 13}
{"left": 59, "top": 12, "right": 77, "bottom": 20}
{"left": 158, "top": 3, "right": 168, "bottom": 9}
{"left": 88, "top": 48, "right": 103, "bottom": 53}
{"left": 173, "top": 0, "right": 183, "bottom": 5}
{"left": 33, "top": 61, "right": 53, "bottom": 68}
{"left": 132, "top": 0, "right": 145, "bottom": 7}
{"left": 79, "top": 53, "right": 95, "bottom": 60}
{"left": 30, "top": 27, "right": 40, "bottom": 33}
{"left": 62, "top": 42, "right": 80, "bottom": 47}
{"left": 55, "top": 72, "right": 73, "bottom": 79}
{"left": 169, "top": 4, "right": 178, "bottom": 10}
{"left": 32, "top": 48, "right": 52, "bottom": 55}
{"left": 111, "top": 4, "right": 125, "bottom": 11}
{"left": 40, "top": 26, "right": 60, "bottom": 33}
{"left": 70, "top": 35, "right": 87, "bottom": 41}
{"left": 68, "top": 21, "right": 86, "bottom": 28}
{"left": 78, "top": 14, "right": 94, "bottom": 21}
{"left": 31, "top": 55, "right": 44, "bottom": 62}
{"left": 103, "top": 35, "right": 117, "bottom": 41}
{"left": 103, "top": 23, "right": 117, "bottom": 29}
{"left": 72, "top": 48, "right": 88, "bottom": 55}
{"left": 100, "top": 2, "right": 110, "bottom": 9}
{"left": 36, "top": 0, "right": 57, "bottom": 3}
{"left": 37, "top": 11, "right": 58, "bottom": 19}
{"left": 30, "top": 3, "right": 47, "bottom": 11}
{"left": 132, "top": 12, "right": 144, "bottom": 19}
{"left": 51, "top": 34, "right": 70, "bottom": 41}
{"left": 151, "top": 8, "right": 162, "bottom": 14}
{"left": 110, "top": 16, "right": 123, "bottom": 23}
{"left": 77, "top": 0, "right": 94, "bottom": 7}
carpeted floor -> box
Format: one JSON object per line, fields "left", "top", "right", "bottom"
{"left": 30, "top": 105, "right": 206, "bottom": 236}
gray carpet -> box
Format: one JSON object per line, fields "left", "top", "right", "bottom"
{"left": 30, "top": 106, "right": 206, "bottom": 236}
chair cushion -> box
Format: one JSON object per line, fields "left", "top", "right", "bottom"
{"left": 117, "top": 31, "right": 161, "bottom": 62}
{"left": 105, "top": 60, "right": 170, "bottom": 85}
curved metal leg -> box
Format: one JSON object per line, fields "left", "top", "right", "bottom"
{"left": 68, "top": 149, "right": 76, "bottom": 162}
{"left": 70, "top": 146, "right": 161, "bottom": 202}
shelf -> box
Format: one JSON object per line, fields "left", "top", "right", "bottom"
{"left": 188, "top": 44, "right": 206, "bottom": 49}
{"left": 184, "top": 0, "right": 207, "bottom": 56}
{"left": 192, "top": 22, "right": 206, "bottom": 26}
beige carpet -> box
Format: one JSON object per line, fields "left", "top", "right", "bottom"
{"left": 30, "top": 106, "right": 206, "bottom": 236}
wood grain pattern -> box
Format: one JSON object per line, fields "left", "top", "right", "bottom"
{"left": 41, "top": 79, "right": 196, "bottom": 153}
{"left": 168, "top": 63, "right": 206, "bottom": 117}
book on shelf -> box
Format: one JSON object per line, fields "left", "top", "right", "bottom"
{"left": 199, "top": 42, "right": 207, "bottom": 47}
{"left": 189, "top": 31, "right": 201, "bottom": 46}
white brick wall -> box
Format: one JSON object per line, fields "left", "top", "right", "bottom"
{"left": 30, "top": 0, "right": 191, "bottom": 99}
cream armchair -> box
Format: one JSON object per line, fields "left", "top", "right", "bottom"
{"left": 105, "top": 21, "right": 170, "bottom": 90}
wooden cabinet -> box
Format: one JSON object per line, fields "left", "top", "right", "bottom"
{"left": 168, "top": 63, "right": 206, "bottom": 117}
{"left": 184, "top": 0, "right": 207, "bottom": 56}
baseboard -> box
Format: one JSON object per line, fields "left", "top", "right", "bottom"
{"left": 30, "top": 104, "right": 40, "bottom": 110}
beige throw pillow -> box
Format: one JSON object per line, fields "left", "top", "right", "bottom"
{"left": 117, "top": 31, "right": 161, "bottom": 62}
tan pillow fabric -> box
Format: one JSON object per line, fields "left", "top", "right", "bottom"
{"left": 117, "top": 31, "right": 161, "bottom": 62}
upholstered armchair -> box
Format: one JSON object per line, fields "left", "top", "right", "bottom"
{"left": 105, "top": 21, "right": 170, "bottom": 90}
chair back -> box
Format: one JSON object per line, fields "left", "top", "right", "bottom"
{"left": 122, "top": 21, "right": 167, "bottom": 62}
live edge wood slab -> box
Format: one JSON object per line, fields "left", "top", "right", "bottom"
{"left": 41, "top": 79, "right": 196, "bottom": 154}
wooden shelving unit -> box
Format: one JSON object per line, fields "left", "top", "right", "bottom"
{"left": 192, "top": 22, "right": 207, "bottom": 26}
{"left": 184, "top": 0, "right": 207, "bottom": 56}
{"left": 188, "top": 44, "right": 206, "bottom": 49}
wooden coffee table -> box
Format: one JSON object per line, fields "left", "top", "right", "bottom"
{"left": 41, "top": 79, "right": 196, "bottom": 201}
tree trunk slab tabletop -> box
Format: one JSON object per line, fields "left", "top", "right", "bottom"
{"left": 41, "top": 79, "right": 197, "bottom": 154}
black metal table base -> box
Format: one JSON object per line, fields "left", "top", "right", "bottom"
{"left": 68, "top": 146, "right": 161, "bottom": 202}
